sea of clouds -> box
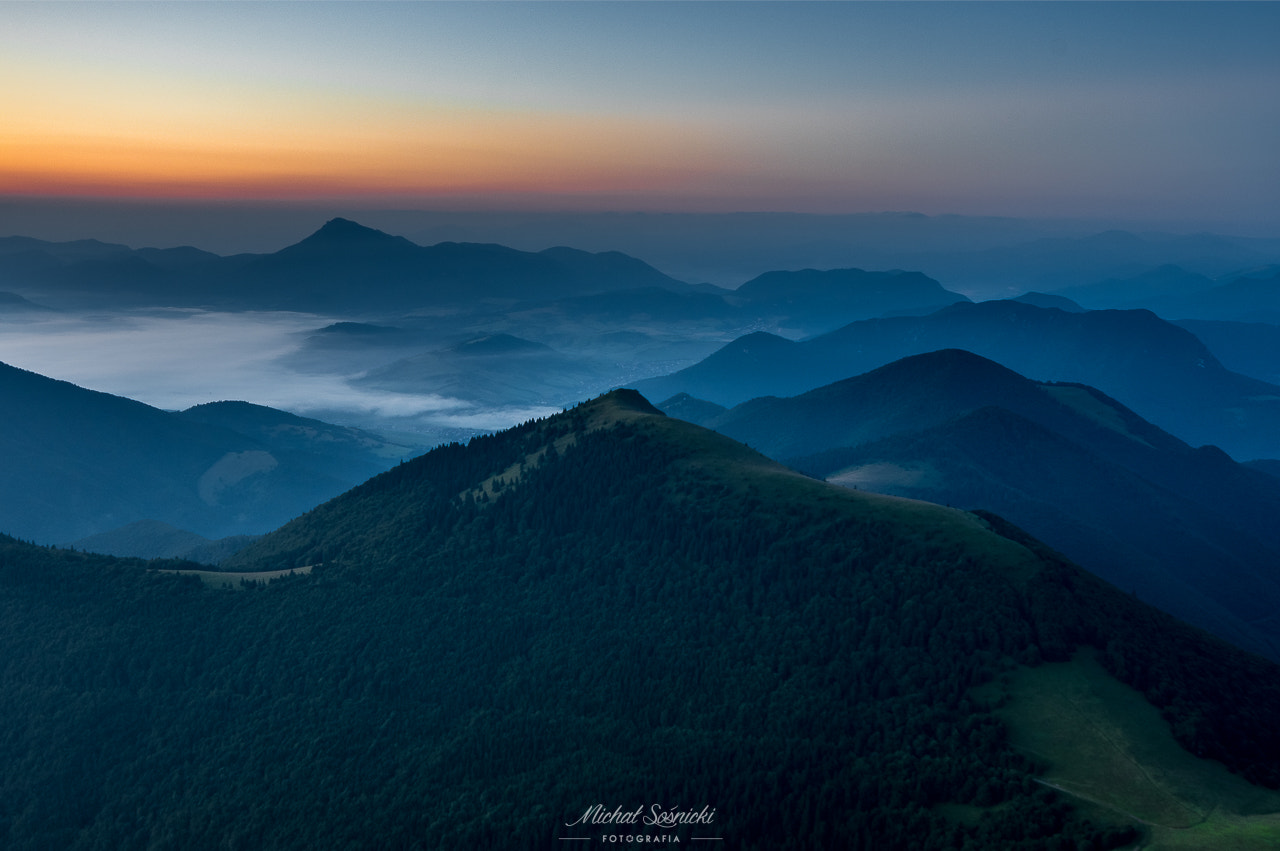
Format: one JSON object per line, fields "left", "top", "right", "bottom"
{"left": 0, "top": 309, "right": 558, "bottom": 437}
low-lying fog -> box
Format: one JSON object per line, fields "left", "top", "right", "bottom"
{"left": 0, "top": 309, "right": 566, "bottom": 442}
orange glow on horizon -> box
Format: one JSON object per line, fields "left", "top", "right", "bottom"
{"left": 0, "top": 102, "right": 751, "bottom": 204}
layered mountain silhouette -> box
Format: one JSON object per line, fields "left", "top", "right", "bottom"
{"left": 355, "top": 333, "right": 608, "bottom": 408}
{"left": 67, "top": 518, "right": 255, "bottom": 562}
{"left": 663, "top": 349, "right": 1280, "bottom": 660}
{"left": 0, "top": 361, "right": 418, "bottom": 543}
{"left": 726, "top": 267, "right": 969, "bottom": 335}
{"left": 1173, "top": 318, "right": 1280, "bottom": 385}
{"left": 1155, "top": 267, "right": 1280, "bottom": 324}
{"left": 0, "top": 219, "right": 693, "bottom": 313}
{"left": 1, "top": 390, "right": 1277, "bottom": 848}
{"left": 1057, "top": 264, "right": 1280, "bottom": 324}
{"left": 1054, "top": 264, "right": 1217, "bottom": 311}
{"left": 636, "top": 299, "right": 1280, "bottom": 459}
{"left": 0, "top": 221, "right": 980, "bottom": 339}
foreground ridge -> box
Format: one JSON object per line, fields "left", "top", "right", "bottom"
{"left": 0, "top": 390, "right": 1277, "bottom": 849}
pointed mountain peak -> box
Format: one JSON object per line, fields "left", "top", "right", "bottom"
{"left": 313, "top": 217, "right": 389, "bottom": 240}
{"left": 862, "top": 347, "right": 1026, "bottom": 386}
{"left": 281, "top": 218, "right": 419, "bottom": 255}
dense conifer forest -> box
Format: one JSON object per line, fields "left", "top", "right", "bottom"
{"left": 1, "top": 391, "right": 1277, "bottom": 849}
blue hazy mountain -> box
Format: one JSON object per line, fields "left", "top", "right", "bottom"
{"left": 726, "top": 267, "right": 969, "bottom": 335}
{"left": 662, "top": 349, "right": 1280, "bottom": 660}
{"left": 1052, "top": 264, "right": 1217, "bottom": 310}
{"left": 1009, "top": 291, "right": 1084, "bottom": 312}
{"left": 1055, "top": 264, "right": 1280, "bottom": 324}
{"left": 635, "top": 300, "right": 1280, "bottom": 460}
{"left": 391, "top": 210, "right": 1278, "bottom": 296}
{"left": 1153, "top": 267, "right": 1280, "bottom": 324}
{"left": 1172, "top": 318, "right": 1280, "bottom": 385}
{"left": 0, "top": 361, "right": 419, "bottom": 543}
{"left": 67, "top": 518, "right": 256, "bottom": 563}
{"left": 0, "top": 218, "right": 694, "bottom": 312}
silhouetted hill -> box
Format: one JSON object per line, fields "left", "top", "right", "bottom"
{"left": 1, "top": 390, "right": 1262, "bottom": 848}
{"left": 0, "top": 362, "right": 416, "bottom": 543}
{"left": 636, "top": 301, "right": 1280, "bottom": 459}
{"left": 222, "top": 219, "right": 694, "bottom": 313}
{"left": 177, "top": 400, "right": 413, "bottom": 486}
{"left": 949, "top": 231, "right": 1266, "bottom": 296}
{"left": 1056, "top": 264, "right": 1280, "bottom": 324}
{"left": 1246, "top": 458, "right": 1280, "bottom": 480}
{"left": 1174, "top": 318, "right": 1280, "bottom": 384}
{"left": 728, "top": 267, "right": 969, "bottom": 335}
{"left": 0, "top": 219, "right": 693, "bottom": 312}
{"left": 1009, "top": 292, "right": 1084, "bottom": 312}
{"left": 356, "top": 333, "right": 605, "bottom": 408}
{"left": 635, "top": 331, "right": 802, "bottom": 406}
{"left": 656, "top": 392, "right": 727, "bottom": 426}
{"left": 68, "top": 519, "right": 256, "bottom": 563}
{"left": 1055, "top": 264, "right": 1216, "bottom": 310}
{"left": 701, "top": 351, "right": 1280, "bottom": 659}
{"left": 1155, "top": 267, "right": 1280, "bottom": 323}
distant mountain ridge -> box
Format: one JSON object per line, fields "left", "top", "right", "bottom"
{"left": 0, "top": 218, "right": 695, "bottom": 313}
{"left": 1, "top": 218, "right": 979, "bottom": 338}
{"left": 727, "top": 267, "right": 969, "bottom": 334}
{"left": 636, "top": 299, "right": 1280, "bottom": 459}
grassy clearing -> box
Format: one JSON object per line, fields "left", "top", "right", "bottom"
{"left": 977, "top": 648, "right": 1280, "bottom": 849}
{"left": 158, "top": 564, "right": 313, "bottom": 590}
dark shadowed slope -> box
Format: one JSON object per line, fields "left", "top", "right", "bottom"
{"left": 177, "top": 400, "right": 416, "bottom": 486}
{"left": 672, "top": 350, "right": 1280, "bottom": 661}
{"left": 2, "top": 390, "right": 1278, "bottom": 849}
{"left": 0, "top": 361, "right": 416, "bottom": 543}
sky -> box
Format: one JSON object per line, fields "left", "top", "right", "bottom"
{"left": 2, "top": 1, "right": 1279, "bottom": 248}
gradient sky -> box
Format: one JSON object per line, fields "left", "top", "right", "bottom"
{"left": 2, "top": 1, "right": 1279, "bottom": 236}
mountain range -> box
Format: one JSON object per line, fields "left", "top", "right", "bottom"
{"left": 1057, "top": 264, "right": 1280, "bottom": 324}
{"left": 1, "top": 218, "right": 985, "bottom": 344}
{"left": 0, "top": 218, "right": 689, "bottom": 314}
{"left": 636, "top": 299, "right": 1280, "bottom": 460}
{"left": 661, "top": 349, "right": 1280, "bottom": 661}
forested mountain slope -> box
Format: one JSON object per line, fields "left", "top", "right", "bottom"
{"left": 0, "top": 361, "right": 415, "bottom": 543}
{"left": 669, "top": 350, "right": 1280, "bottom": 660}
{"left": 0, "top": 391, "right": 1275, "bottom": 848}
